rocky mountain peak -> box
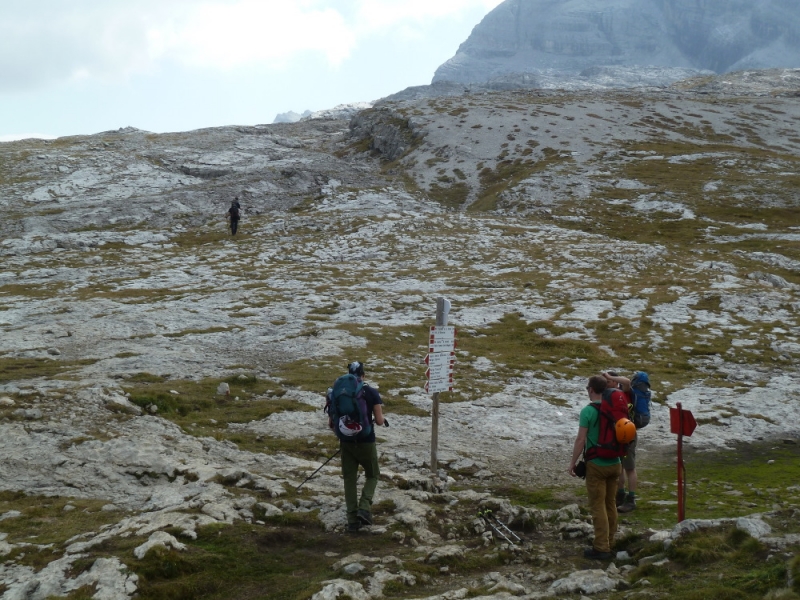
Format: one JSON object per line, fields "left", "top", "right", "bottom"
{"left": 433, "top": 0, "right": 800, "bottom": 86}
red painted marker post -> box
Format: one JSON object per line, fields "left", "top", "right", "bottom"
{"left": 670, "top": 402, "right": 697, "bottom": 522}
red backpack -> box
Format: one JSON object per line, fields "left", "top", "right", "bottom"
{"left": 585, "top": 388, "right": 630, "bottom": 460}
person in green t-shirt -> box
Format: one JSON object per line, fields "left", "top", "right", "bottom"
{"left": 569, "top": 375, "right": 622, "bottom": 560}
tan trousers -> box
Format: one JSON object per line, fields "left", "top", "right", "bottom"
{"left": 586, "top": 461, "right": 622, "bottom": 552}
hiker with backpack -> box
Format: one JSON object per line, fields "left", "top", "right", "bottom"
{"left": 226, "top": 197, "right": 241, "bottom": 235}
{"left": 325, "top": 361, "right": 385, "bottom": 533}
{"left": 568, "top": 374, "right": 627, "bottom": 560}
{"left": 604, "top": 371, "right": 652, "bottom": 513}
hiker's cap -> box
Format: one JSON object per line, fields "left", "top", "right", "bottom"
{"left": 348, "top": 361, "right": 364, "bottom": 377}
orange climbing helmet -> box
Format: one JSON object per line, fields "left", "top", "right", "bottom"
{"left": 616, "top": 418, "right": 636, "bottom": 444}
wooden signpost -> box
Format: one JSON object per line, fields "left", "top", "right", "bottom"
{"left": 428, "top": 298, "right": 454, "bottom": 474}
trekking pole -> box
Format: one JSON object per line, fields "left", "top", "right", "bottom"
{"left": 479, "top": 509, "right": 519, "bottom": 543}
{"left": 478, "top": 510, "right": 517, "bottom": 546}
{"left": 484, "top": 509, "right": 521, "bottom": 542}
{"left": 296, "top": 449, "right": 341, "bottom": 491}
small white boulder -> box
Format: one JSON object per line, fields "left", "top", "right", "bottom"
{"left": 133, "top": 531, "right": 187, "bottom": 560}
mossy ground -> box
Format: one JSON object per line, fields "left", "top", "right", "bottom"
{"left": 120, "top": 373, "right": 338, "bottom": 456}
{"left": 3, "top": 440, "right": 797, "bottom": 600}
{"left": 0, "top": 357, "right": 99, "bottom": 384}
{"left": 615, "top": 525, "right": 796, "bottom": 600}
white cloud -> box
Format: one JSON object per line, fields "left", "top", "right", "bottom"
{"left": 152, "top": 1, "right": 357, "bottom": 70}
{"left": 355, "top": 0, "right": 502, "bottom": 30}
{"left": 0, "top": 2, "right": 171, "bottom": 90}
{"left": 0, "top": 0, "right": 504, "bottom": 92}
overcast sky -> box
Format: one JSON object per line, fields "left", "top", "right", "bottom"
{"left": 0, "top": 0, "right": 504, "bottom": 141}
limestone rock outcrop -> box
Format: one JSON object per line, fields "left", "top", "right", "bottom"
{"left": 433, "top": 0, "right": 800, "bottom": 86}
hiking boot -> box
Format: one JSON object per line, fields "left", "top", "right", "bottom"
{"left": 583, "top": 547, "right": 613, "bottom": 560}
{"left": 346, "top": 522, "right": 361, "bottom": 533}
{"left": 615, "top": 489, "right": 626, "bottom": 507}
{"left": 357, "top": 509, "right": 373, "bottom": 526}
{"left": 618, "top": 493, "right": 636, "bottom": 513}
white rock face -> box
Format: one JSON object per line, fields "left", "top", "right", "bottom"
{"left": 433, "top": 0, "right": 800, "bottom": 85}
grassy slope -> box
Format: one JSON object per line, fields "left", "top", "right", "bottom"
{"left": 1, "top": 87, "right": 799, "bottom": 599}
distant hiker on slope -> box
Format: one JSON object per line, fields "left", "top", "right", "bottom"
{"left": 226, "top": 197, "right": 241, "bottom": 235}
{"left": 325, "top": 361, "right": 386, "bottom": 533}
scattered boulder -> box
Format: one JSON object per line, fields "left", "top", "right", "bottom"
{"left": 484, "top": 571, "right": 527, "bottom": 595}
{"left": 103, "top": 395, "right": 142, "bottom": 415}
{"left": 748, "top": 271, "right": 795, "bottom": 289}
{"left": 256, "top": 502, "right": 283, "bottom": 518}
{"left": 549, "top": 568, "right": 619, "bottom": 595}
{"left": 425, "top": 544, "right": 466, "bottom": 563}
{"left": 310, "top": 579, "right": 369, "bottom": 600}
{"left": 342, "top": 563, "right": 365, "bottom": 576}
{"left": 12, "top": 408, "right": 42, "bottom": 420}
{"left": 651, "top": 515, "right": 774, "bottom": 548}
{"left": 201, "top": 502, "right": 239, "bottom": 523}
{"left": 133, "top": 531, "right": 187, "bottom": 559}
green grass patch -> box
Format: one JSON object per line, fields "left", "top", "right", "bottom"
{"left": 74, "top": 517, "right": 426, "bottom": 600}
{"left": 0, "top": 282, "right": 69, "bottom": 299}
{"left": 274, "top": 323, "right": 432, "bottom": 418}
{"left": 488, "top": 485, "right": 560, "bottom": 510}
{"left": 170, "top": 228, "right": 241, "bottom": 248}
{"left": 163, "top": 327, "right": 233, "bottom": 338}
{"left": 218, "top": 431, "right": 338, "bottom": 461}
{"left": 471, "top": 148, "right": 572, "bottom": 212}
{"left": 81, "top": 286, "right": 189, "bottom": 304}
{"left": 459, "top": 314, "right": 608, "bottom": 379}
{"left": 0, "top": 492, "right": 123, "bottom": 554}
{"left": 622, "top": 526, "right": 788, "bottom": 599}
{"left": 623, "top": 440, "right": 800, "bottom": 531}
{"left": 122, "top": 374, "right": 307, "bottom": 450}
{"left": 0, "top": 357, "right": 99, "bottom": 383}
{"left": 428, "top": 181, "right": 470, "bottom": 209}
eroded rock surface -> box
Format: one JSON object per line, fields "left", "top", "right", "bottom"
{"left": 1, "top": 71, "right": 799, "bottom": 599}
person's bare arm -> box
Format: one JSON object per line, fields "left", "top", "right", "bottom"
{"left": 568, "top": 426, "right": 588, "bottom": 476}
{"left": 373, "top": 404, "right": 385, "bottom": 426}
{"left": 604, "top": 372, "right": 631, "bottom": 391}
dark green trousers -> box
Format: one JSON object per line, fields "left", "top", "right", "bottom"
{"left": 340, "top": 441, "right": 380, "bottom": 524}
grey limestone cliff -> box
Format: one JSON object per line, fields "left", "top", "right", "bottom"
{"left": 433, "top": 0, "right": 800, "bottom": 85}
